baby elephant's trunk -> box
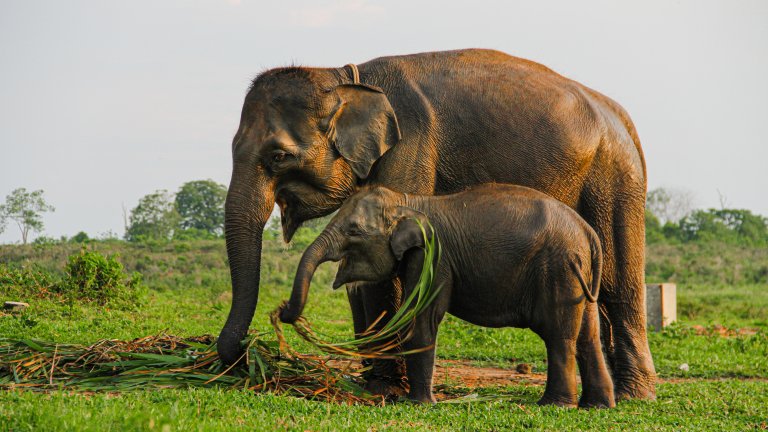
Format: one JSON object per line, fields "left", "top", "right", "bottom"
{"left": 279, "top": 236, "right": 330, "bottom": 323}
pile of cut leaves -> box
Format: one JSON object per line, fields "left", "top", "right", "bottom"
{"left": 0, "top": 333, "right": 381, "bottom": 405}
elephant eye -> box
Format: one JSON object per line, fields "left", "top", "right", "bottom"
{"left": 346, "top": 226, "right": 363, "bottom": 237}
{"left": 272, "top": 152, "right": 288, "bottom": 163}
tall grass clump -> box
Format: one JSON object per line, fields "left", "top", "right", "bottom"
{"left": 59, "top": 247, "right": 145, "bottom": 308}
{"left": 0, "top": 264, "right": 59, "bottom": 300}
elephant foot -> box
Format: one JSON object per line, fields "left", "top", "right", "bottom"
{"left": 579, "top": 382, "right": 616, "bottom": 409}
{"left": 406, "top": 393, "right": 436, "bottom": 404}
{"left": 578, "top": 396, "right": 615, "bottom": 409}
{"left": 614, "top": 376, "right": 657, "bottom": 402}
{"left": 603, "top": 302, "right": 658, "bottom": 403}
{"left": 364, "top": 376, "right": 408, "bottom": 400}
{"left": 361, "top": 357, "right": 408, "bottom": 400}
{"left": 537, "top": 394, "right": 577, "bottom": 408}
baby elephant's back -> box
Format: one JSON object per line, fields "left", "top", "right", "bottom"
{"left": 445, "top": 183, "right": 595, "bottom": 260}
{"left": 435, "top": 183, "right": 599, "bottom": 326}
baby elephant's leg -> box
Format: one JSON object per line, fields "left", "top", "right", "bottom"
{"left": 360, "top": 280, "right": 408, "bottom": 398}
{"left": 539, "top": 336, "right": 579, "bottom": 407}
{"left": 403, "top": 345, "right": 437, "bottom": 403}
{"left": 402, "top": 310, "right": 441, "bottom": 404}
{"left": 535, "top": 284, "right": 581, "bottom": 408}
{"left": 576, "top": 301, "right": 616, "bottom": 408}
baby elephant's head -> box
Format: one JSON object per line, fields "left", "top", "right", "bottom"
{"left": 279, "top": 186, "right": 429, "bottom": 323}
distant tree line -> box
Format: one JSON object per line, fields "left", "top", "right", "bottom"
{"left": 3, "top": 184, "right": 767, "bottom": 247}
{"left": 646, "top": 187, "right": 768, "bottom": 247}
{"left": 0, "top": 180, "right": 227, "bottom": 245}
{"left": 125, "top": 179, "right": 227, "bottom": 242}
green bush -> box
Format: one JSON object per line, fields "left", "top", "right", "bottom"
{"left": 31, "top": 236, "right": 62, "bottom": 252}
{"left": 69, "top": 231, "right": 90, "bottom": 243}
{"left": 0, "top": 248, "right": 145, "bottom": 309}
{"left": 645, "top": 210, "right": 665, "bottom": 244}
{"left": 646, "top": 207, "right": 767, "bottom": 247}
{"left": 59, "top": 248, "right": 145, "bottom": 308}
{"left": 0, "top": 264, "right": 59, "bottom": 300}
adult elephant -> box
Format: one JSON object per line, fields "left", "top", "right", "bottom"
{"left": 219, "top": 48, "right": 656, "bottom": 401}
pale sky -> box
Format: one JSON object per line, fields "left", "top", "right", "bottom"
{"left": 1, "top": 0, "right": 767, "bottom": 243}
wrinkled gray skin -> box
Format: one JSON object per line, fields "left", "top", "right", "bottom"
{"left": 221, "top": 48, "right": 655, "bottom": 401}
{"left": 280, "top": 184, "right": 615, "bottom": 407}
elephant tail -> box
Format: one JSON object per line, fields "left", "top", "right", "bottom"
{"left": 571, "top": 229, "right": 602, "bottom": 303}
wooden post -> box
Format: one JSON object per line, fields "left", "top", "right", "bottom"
{"left": 645, "top": 283, "right": 677, "bottom": 331}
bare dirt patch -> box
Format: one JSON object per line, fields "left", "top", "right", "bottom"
{"left": 431, "top": 360, "right": 768, "bottom": 387}
{"left": 306, "top": 358, "right": 768, "bottom": 390}
{"left": 691, "top": 324, "right": 758, "bottom": 337}
{"left": 434, "top": 360, "right": 547, "bottom": 388}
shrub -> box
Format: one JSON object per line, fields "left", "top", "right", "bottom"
{"left": 645, "top": 210, "right": 665, "bottom": 244}
{"left": 59, "top": 248, "right": 145, "bottom": 308}
{"left": 0, "top": 248, "right": 145, "bottom": 309}
{"left": 0, "top": 264, "right": 59, "bottom": 300}
{"left": 31, "top": 236, "right": 61, "bottom": 251}
{"left": 69, "top": 231, "right": 90, "bottom": 243}
{"left": 679, "top": 209, "right": 767, "bottom": 246}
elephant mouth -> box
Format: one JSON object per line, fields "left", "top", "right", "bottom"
{"left": 275, "top": 195, "right": 302, "bottom": 243}
{"left": 277, "top": 197, "right": 301, "bottom": 243}
{"left": 332, "top": 257, "right": 348, "bottom": 289}
{"left": 277, "top": 186, "right": 342, "bottom": 243}
{"left": 333, "top": 257, "right": 384, "bottom": 289}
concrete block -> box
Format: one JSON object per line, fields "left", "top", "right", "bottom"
{"left": 646, "top": 283, "right": 676, "bottom": 331}
{"left": 3, "top": 301, "right": 29, "bottom": 313}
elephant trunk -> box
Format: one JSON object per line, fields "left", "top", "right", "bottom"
{"left": 280, "top": 234, "right": 333, "bottom": 323}
{"left": 217, "top": 166, "right": 274, "bottom": 365}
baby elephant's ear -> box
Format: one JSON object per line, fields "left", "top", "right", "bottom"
{"left": 390, "top": 218, "right": 429, "bottom": 260}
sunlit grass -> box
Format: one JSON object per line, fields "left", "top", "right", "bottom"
{"left": 1, "top": 237, "right": 767, "bottom": 430}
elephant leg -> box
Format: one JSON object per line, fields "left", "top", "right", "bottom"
{"left": 601, "top": 298, "right": 657, "bottom": 401}
{"left": 402, "top": 324, "right": 438, "bottom": 404}
{"left": 359, "top": 279, "right": 408, "bottom": 398}
{"left": 576, "top": 302, "right": 615, "bottom": 408}
{"left": 403, "top": 348, "right": 436, "bottom": 403}
{"left": 538, "top": 336, "right": 579, "bottom": 407}
{"left": 346, "top": 283, "right": 369, "bottom": 338}
{"left": 579, "top": 185, "right": 656, "bottom": 401}
{"left": 602, "top": 202, "right": 657, "bottom": 401}
{"left": 402, "top": 297, "right": 446, "bottom": 403}
{"left": 535, "top": 280, "right": 580, "bottom": 408}
{"left": 346, "top": 283, "right": 373, "bottom": 371}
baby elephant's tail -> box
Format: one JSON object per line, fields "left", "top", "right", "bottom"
{"left": 571, "top": 230, "right": 603, "bottom": 303}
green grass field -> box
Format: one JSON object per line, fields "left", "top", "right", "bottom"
{"left": 1, "top": 236, "right": 767, "bottom": 430}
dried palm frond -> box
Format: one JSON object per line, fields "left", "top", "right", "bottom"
{"left": 0, "top": 333, "right": 382, "bottom": 405}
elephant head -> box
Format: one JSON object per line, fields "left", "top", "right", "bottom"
{"left": 218, "top": 67, "right": 402, "bottom": 364}
{"left": 279, "top": 187, "right": 429, "bottom": 324}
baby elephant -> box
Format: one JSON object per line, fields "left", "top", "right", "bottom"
{"left": 280, "top": 183, "right": 614, "bottom": 408}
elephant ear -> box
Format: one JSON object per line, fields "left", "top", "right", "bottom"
{"left": 390, "top": 216, "right": 432, "bottom": 261}
{"left": 328, "top": 84, "right": 401, "bottom": 180}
